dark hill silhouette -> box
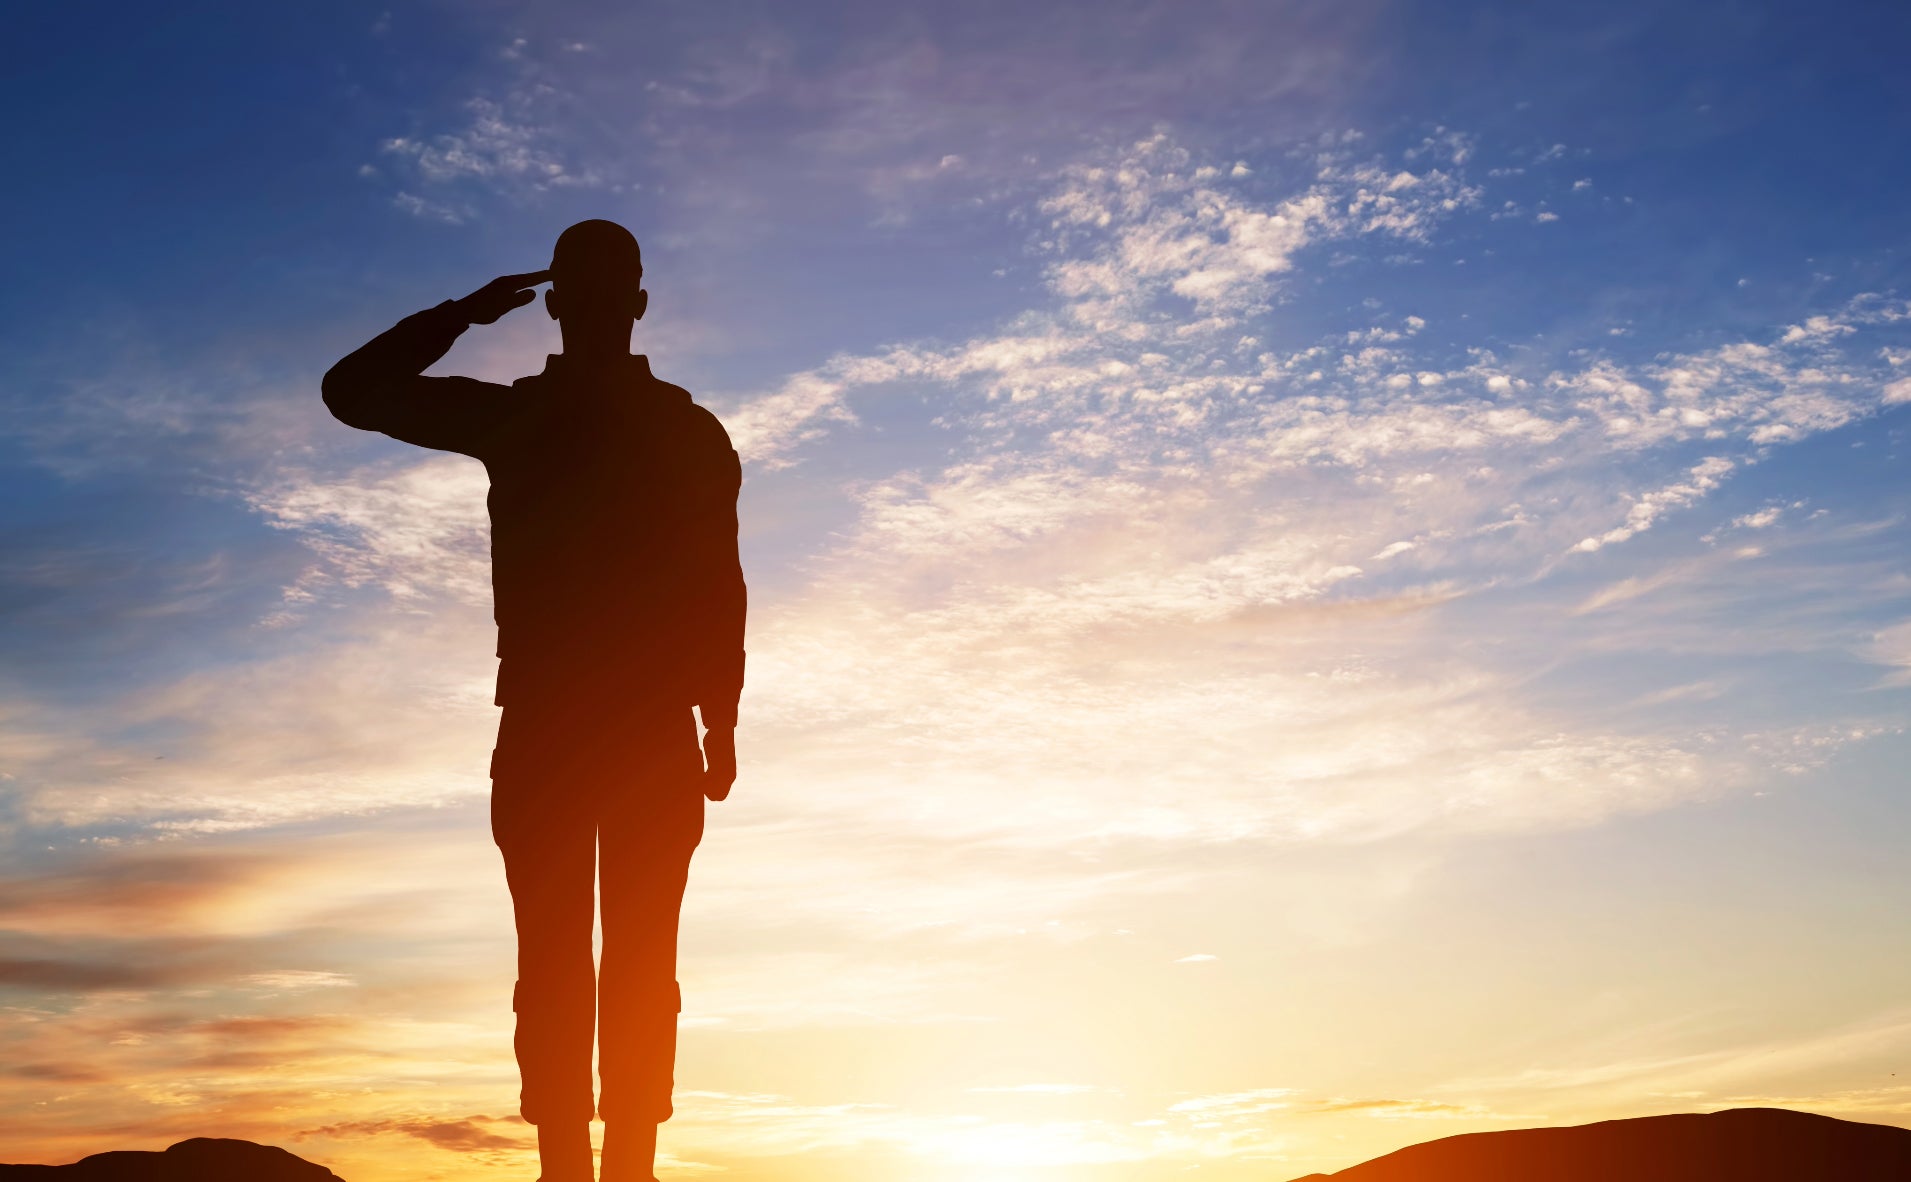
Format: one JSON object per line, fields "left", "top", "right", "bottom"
{"left": 0, "top": 1138, "right": 343, "bottom": 1181}
{"left": 1285, "top": 1107, "right": 1911, "bottom": 1180}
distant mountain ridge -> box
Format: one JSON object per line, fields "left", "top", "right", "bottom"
{"left": 0, "top": 1138, "right": 344, "bottom": 1180}
{"left": 1285, "top": 1107, "right": 1911, "bottom": 1181}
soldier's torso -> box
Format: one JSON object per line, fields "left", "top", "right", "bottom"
{"left": 482, "top": 366, "right": 713, "bottom": 686}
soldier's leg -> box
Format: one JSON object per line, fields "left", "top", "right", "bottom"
{"left": 597, "top": 708, "right": 705, "bottom": 1177}
{"left": 492, "top": 711, "right": 598, "bottom": 1175}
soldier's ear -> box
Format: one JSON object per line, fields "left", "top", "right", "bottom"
{"left": 544, "top": 288, "right": 560, "bottom": 321}
{"left": 632, "top": 287, "right": 649, "bottom": 323}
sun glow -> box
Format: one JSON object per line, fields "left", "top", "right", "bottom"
{"left": 920, "top": 1121, "right": 1149, "bottom": 1170}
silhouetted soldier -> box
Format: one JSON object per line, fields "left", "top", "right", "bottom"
{"left": 322, "top": 220, "right": 744, "bottom": 1182}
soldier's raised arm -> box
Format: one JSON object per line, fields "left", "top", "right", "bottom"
{"left": 321, "top": 271, "right": 550, "bottom": 456}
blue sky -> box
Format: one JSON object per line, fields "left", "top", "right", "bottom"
{"left": 3, "top": 3, "right": 1910, "bottom": 1180}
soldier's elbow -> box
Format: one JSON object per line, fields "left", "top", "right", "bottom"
{"left": 320, "top": 367, "right": 370, "bottom": 427}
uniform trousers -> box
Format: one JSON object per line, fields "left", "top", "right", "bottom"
{"left": 490, "top": 696, "right": 705, "bottom": 1125}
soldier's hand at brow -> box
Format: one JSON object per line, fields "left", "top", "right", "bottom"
{"left": 701, "top": 726, "right": 737, "bottom": 802}
{"left": 455, "top": 270, "right": 553, "bottom": 325}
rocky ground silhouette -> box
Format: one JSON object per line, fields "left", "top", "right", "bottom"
{"left": 0, "top": 1138, "right": 344, "bottom": 1180}
{"left": 5, "top": 1107, "right": 1908, "bottom": 1179}
{"left": 1285, "top": 1106, "right": 1911, "bottom": 1180}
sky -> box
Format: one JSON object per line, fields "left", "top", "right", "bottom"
{"left": 2, "top": 1, "right": 1910, "bottom": 1179}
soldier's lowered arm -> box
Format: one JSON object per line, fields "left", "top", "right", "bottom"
{"left": 697, "top": 435, "right": 746, "bottom": 802}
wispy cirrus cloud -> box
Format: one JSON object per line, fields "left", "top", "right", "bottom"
{"left": 372, "top": 90, "right": 606, "bottom": 217}
{"left": 691, "top": 132, "right": 1910, "bottom": 854}
{"left": 1302, "top": 1097, "right": 1536, "bottom": 1120}
{"left": 301, "top": 1114, "right": 528, "bottom": 1154}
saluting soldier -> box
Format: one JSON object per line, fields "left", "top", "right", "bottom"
{"left": 323, "top": 219, "right": 745, "bottom": 1182}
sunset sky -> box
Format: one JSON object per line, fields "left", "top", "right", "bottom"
{"left": 4, "top": 2, "right": 1911, "bottom": 1179}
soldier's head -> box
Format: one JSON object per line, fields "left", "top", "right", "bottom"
{"left": 545, "top": 219, "right": 648, "bottom": 332}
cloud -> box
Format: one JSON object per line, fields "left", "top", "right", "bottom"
{"left": 0, "top": 885, "right": 526, "bottom": 1174}
{"left": 1302, "top": 1097, "right": 1532, "bottom": 1120}
{"left": 3, "top": 616, "right": 498, "bottom": 834}
{"left": 0, "top": 837, "right": 475, "bottom": 1009}
{"left": 720, "top": 132, "right": 1484, "bottom": 463}
{"left": 241, "top": 970, "right": 355, "bottom": 991}
{"left": 302, "top": 1114, "right": 528, "bottom": 1153}
{"left": 1863, "top": 619, "right": 1911, "bottom": 686}
{"left": 1167, "top": 1087, "right": 1297, "bottom": 1117}
{"left": 1572, "top": 457, "right": 1736, "bottom": 552}
{"left": 389, "top": 191, "right": 468, "bottom": 225}
{"left": 0, "top": 956, "right": 179, "bottom": 990}
{"left": 722, "top": 368, "right": 863, "bottom": 467}
{"left": 0, "top": 850, "right": 275, "bottom": 935}
{"left": 1778, "top": 315, "right": 1857, "bottom": 346}
{"left": 378, "top": 94, "right": 601, "bottom": 198}
{"left": 2, "top": 1062, "right": 108, "bottom": 1084}
{"left": 250, "top": 455, "right": 493, "bottom": 607}
{"left": 1727, "top": 505, "right": 1784, "bottom": 530}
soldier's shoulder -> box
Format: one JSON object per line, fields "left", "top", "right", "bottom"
{"left": 652, "top": 379, "right": 736, "bottom": 450}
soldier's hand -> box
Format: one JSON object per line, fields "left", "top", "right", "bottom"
{"left": 455, "top": 270, "right": 552, "bottom": 325}
{"left": 702, "top": 726, "right": 737, "bottom": 802}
